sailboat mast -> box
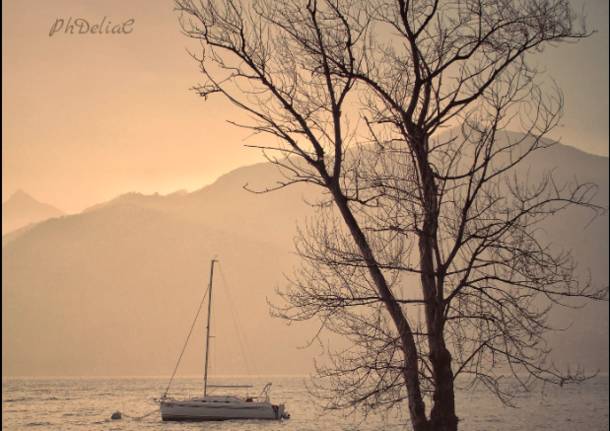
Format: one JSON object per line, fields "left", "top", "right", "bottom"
{"left": 203, "top": 258, "right": 216, "bottom": 397}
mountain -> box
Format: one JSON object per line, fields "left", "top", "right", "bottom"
{"left": 2, "top": 140, "right": 608, "bottom": 377}
{"left": 521, "top": 144, "right": 608, "bottom": 370}
{"left": 2, "top": 164, "right": 321, "bottom": 377}
{"left": 2, "top": 190, "right": 64, "bottom": 235}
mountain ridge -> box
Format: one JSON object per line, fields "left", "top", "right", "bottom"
{"left": 2, "top": 190, "right": 64, "bottom": 235}
{"left": 2, "top": 137, "right": 608, "bottom": 377}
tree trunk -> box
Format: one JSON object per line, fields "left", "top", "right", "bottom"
{"left": 416, "top": 136, "right": 459, "bottom": 431}
{"left": 420, "top": 224, "right": 458, "bottom": 431}
{"left": 329, "top": 184, "right": 431, "bottom": 431}
{"left": 428, "top": 342, "right": 458, "bottom": 431}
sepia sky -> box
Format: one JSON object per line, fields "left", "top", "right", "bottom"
{"left": 2, "top": 0, "right": 609, "bottom": 213}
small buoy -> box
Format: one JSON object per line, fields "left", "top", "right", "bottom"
{"left": 111, "top": 411, "right": 122, "bottom": 420}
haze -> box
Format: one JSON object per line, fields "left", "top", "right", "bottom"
{"left": 1, "top": 1, "right": 608, "bottom": 378}
{"left": 2, "top": 0, "right": 609, "bottom": 213}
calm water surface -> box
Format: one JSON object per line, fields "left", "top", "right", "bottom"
{"left": 2, "top": 376, "right": 608, "bottom": 430}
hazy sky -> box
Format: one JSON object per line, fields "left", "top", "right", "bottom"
{"left": 2, "top": 0, "right": 608, "bottom": 213}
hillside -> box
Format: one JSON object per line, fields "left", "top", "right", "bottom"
{"left": 2, "top": 190, "right": 64, "bottom": 235}
{"left": 2, "top": 140, "right": 608, "bottom": 377}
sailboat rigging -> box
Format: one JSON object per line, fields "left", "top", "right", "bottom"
{"left": 159, "top": 259, "right": 289, "bottom": 421}
{"left": 203, "top": 258, "right": 214, "bottom": 397}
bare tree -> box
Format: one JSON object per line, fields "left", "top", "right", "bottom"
{"left": 175, "top": 1, "right": 606, "bottom": 430}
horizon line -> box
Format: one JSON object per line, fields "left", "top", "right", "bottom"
{"left": 2, "top": 373, "right": 312, "bottom": 380}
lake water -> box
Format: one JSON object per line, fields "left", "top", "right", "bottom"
{"left": 2, "top": 375, "right": 608, "bottom": 430}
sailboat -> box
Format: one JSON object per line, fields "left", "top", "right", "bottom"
{"left": 159, "top": 259, "right": 289, "bottom": 421}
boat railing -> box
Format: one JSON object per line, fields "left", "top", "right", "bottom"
{"left": 207, "top": 384, "right": 254, "bottom": 389}
{"left": 259, "top": 383, "right": 272, "bottom": 402}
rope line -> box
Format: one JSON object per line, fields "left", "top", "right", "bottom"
{"left": 120, "top": 407, "right": 160, "bottom": 420}
{"left": 162, "top": 283, "right": 210, "bottom": 398}
{"left": 217, "top": 264, "right": 257, "bottom": 376}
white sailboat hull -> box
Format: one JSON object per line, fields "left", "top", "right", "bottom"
{"left": 160, "top": 397, "right": 286, "bottom": 421}
{"left": 160, "top": 261, "right": 289, "bottom": 421}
